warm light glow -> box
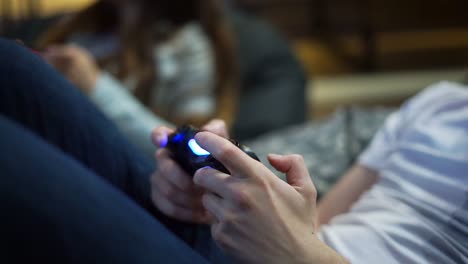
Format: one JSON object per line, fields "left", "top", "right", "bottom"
{"left": 0, "top": 0, "right": 96, "bottom": 17}
{"left": 42, "top": 0, "right": 95, "bottom": 15}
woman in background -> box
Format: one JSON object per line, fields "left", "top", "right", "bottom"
{"left": 38, "top": 0, "right": 238, "bottom": 156}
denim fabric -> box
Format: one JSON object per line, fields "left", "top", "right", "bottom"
{"left": 0, "top": 38, "right": 229, "bottom": 263}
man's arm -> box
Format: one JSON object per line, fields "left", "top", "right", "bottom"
{"left": 317, "top": 164, "right": 378, "bottom": 228}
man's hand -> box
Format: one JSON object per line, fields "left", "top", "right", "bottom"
{"left": 192, "top": 131, "right": 322, "bottom": 264}
{"left": 43, "top": 45, "right": 100, "bottom": 94}
{"left": 150, "top": 120, "right": 228, "bottom": 224}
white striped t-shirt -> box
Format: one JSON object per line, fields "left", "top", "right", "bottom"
{"left": 319, "top": 82, "right": 468, "bottom": 263}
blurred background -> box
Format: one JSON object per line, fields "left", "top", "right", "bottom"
{"left": 1, "top": 0, "right": 468, "bottom": 118}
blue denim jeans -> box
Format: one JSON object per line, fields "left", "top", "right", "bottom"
{"left": 0, "top": 38, "right": 229, "bottom": 263}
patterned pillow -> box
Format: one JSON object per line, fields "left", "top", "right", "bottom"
{"left": 246, "top": 107, "right": 393, "bottom": 198}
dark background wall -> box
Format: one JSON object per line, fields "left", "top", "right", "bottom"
{"left": 235, "top": 0, "right": 468, "bottom": 75}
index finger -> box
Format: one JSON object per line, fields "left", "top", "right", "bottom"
{"left": 201, "top": 119, "right": 229, "bottom": 138}
{"left": 195, "top": 132, "right": 257, "bottom": 178}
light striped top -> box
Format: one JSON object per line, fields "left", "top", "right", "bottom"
{"left": 72, "top": 22, "right": 215, "bottom": 156}
{"left": 319, "top": 82, "right": 468, "bottom": 263}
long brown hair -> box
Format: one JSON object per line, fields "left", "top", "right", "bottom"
{"left": 38, "top": 0, "right": 238, "bottom": 126}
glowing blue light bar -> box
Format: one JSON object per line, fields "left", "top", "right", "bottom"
{"left": 188, "top": 139, "right": 210, "bottom": 156}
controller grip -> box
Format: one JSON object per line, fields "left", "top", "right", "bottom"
{"left": 166, "top": 125, "right": 260, "bottom": 176}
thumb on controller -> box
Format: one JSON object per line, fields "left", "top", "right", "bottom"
{"left": 151, "top": 126, "right": 174, "bottom": 148}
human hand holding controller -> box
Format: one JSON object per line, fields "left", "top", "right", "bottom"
{"left": 150, "top": 120, "right": 257, "bottom": 223}
{"left": 151, "top": 120, "right": 346, "bottom": 263}
{"left": 165, "top": 125, "right": 260, "bottom": 176}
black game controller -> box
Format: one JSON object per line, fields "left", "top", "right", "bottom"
{"left": 166, "top": 125, "right": 260, "bottom": 176}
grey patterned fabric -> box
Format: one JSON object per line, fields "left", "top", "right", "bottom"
{"left": 246, "top": 107, "right": 394, "bottom": 198}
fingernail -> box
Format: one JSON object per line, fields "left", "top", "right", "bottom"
{"left": 193, "top": 167, "right": 209, "bottom": 184}
{"left": 268, "top": 154, "right": 283, "bottom": 159}
{"left": 152, "top": 134, "right": 166, "bottom": 147}
{"left": 194, "top": 132, "right": 205, "bottom": 142}
{"left": 212, "top": 119, "right": 223, "bottom": 127}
